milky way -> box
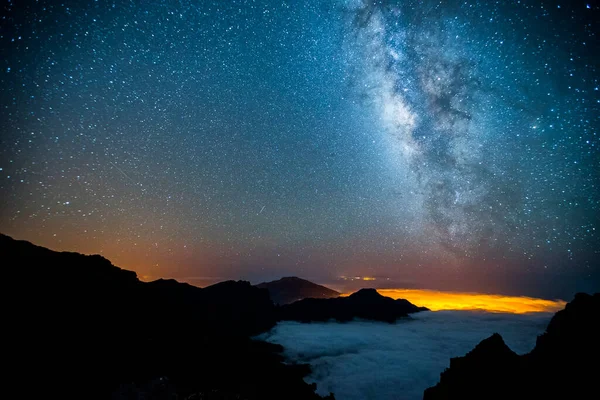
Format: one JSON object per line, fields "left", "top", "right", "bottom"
{"left": 348, "top": 1, "right": 529, "bottom": 254}
{"left": 0, "top": 0, "right": 598, "bottom": 297}
{"left": 344, "top": 0, "right": 599, "bottom": 275}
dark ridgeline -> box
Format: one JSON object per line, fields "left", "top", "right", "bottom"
{"left": 424, "top": 292, "right": 600, "bottom": 400}
{"left": 17, "top": 232, "right": 598, "bottom": 400}
{"left": 279, "top": 288, "right": 428, "bottom": 323}
{"left": 256, "top": 276, "right": 341, "bottom": 305}
{"left": 2, "top": 234, "right": 332, "bottom": 400}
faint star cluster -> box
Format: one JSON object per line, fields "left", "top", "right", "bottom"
{"left": 0, "top": 0, "right": 598, "bottom": 297}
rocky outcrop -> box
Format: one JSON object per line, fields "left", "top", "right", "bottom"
{"left": 279, "top": 288, "right": 428, "bottom": 323}
{"left": 424, "top": 292, "right": 600, "bottom": 400}
{"left": 256, "top": 276, "right": 340, "bottom": 305}
{"left": 423, "top": 333, "right": 523, "bottom": 400}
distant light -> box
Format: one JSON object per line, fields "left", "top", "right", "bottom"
{"left": 340, "top": 276, "right": 378, "bottom": 281}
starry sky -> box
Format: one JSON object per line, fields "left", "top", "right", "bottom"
{"left": 1, "top": 0, "right": 598, "bottom": 298}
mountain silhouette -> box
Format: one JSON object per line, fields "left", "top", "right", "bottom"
{"left": 2, "top": 233, "right": 332, "bottom": 400}
{"left": 279, "top": 288, "right": 428, "bottom": 323}
{"left": 256, "top": 276, "right": 340, "bottom": 305}
{"left": 424, "top": 292, "right": 600, "bottom": 400}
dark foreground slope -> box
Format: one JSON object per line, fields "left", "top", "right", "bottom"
{"left": 257, "top": 276, "right": 340, "bottom": 305}
{"left": 424, "top": 292, "right": 600, "bottom": 400}
{"left": 280, "top": 288, "right": 428, "bottom": 323}
{"left": 2, "top": 234, "right": 332, "bottom": 400}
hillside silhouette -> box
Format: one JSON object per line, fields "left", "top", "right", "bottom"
{"left": 424, "top": 292, "right": 600, "bottom": 400}
{"left": 257, "top": 276, "right": 340, "bottom": 305}
{"left": 279, "top": 288, "right": 428, "bottom": 323}
{"left": 2, "top": 233, "right": 332, "bottom": 400}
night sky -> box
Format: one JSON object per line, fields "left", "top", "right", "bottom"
{"left": 1, "top": 0, "right": 598, "bottom": 298}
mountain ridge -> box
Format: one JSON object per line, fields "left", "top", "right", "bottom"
{"left": 424, "top": 292, "right": 600, "bottom": 400}
{"left": 1, "top": 233, "right": 332, "bottom": 400}
{"left": 256, "top": 276, "right": 340, "bottom": 305}
{"left": 279, "top": 287, "right": 429, "bottom": 323}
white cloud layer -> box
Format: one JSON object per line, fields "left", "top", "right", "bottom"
{"left": 259, "top": 311, "right": 551, "bottom": 400}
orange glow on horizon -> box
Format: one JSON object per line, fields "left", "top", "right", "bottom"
{"left": 346, "top": 288, "right": 567, "bottom": 314}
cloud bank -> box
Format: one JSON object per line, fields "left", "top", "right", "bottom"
{"left": 260, "top": 311, "right": 551, "bottom": 400}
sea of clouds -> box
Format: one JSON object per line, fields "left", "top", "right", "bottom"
{"left": 258, "top": 311, "right": 552, "bottom": 400}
